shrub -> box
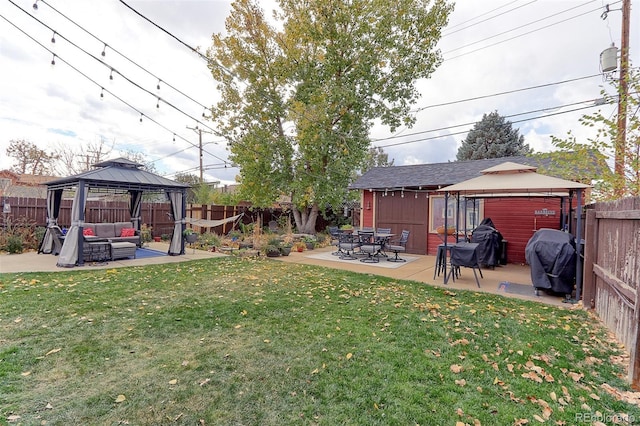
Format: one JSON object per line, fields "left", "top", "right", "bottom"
{"left": 6, "top": 234, "right": 23, "bottom": 254}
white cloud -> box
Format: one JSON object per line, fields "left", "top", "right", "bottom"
{"left": 0, "top": 0, "right": 636, "bottom": 183}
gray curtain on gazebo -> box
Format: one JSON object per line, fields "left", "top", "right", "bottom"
{"left": 38, "top": 188, "right": 63, "bottom": 254}
{"left": 129, "top": 190, "right": 143, "bottom": 232}
{"left": 167, "top": 190, "right": 184, "bottom": 255}
{"left": 57, "top": 183, "right": 87, "bottom": 267}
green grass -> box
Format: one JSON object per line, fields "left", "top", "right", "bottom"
{"left": 1, "top": 257, "right": 639, "bottom": 425}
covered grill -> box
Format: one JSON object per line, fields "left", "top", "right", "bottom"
{"left": 525, "top": 228, "right": 576, "bottom": 295}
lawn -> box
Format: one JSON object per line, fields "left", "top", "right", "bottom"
{"left": 1, "top": 256, "right": 639, "bottom": 425}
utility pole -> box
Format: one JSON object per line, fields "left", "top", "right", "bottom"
{"left": 186, "top": 126, "right": 212, "bottom": 183}
{"left": 614, "top": 0, "right": 631, "bottom": 197}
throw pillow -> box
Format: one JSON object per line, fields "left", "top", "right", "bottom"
{"left": 120, "top": 228, "right": 136, "bottom": 237}
{"left": 83, "top": 228, "right": 94, "bottom": 236}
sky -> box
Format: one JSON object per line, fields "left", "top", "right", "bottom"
{"left": 0, "top": 0, "right": 638, "bottom": 185}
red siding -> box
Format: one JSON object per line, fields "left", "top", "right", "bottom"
{"left": 484, "top": 198, "right": 564, "bottom": 264}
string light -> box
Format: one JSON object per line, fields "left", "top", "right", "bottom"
{"left": 50, "top": 53, "right": 55, "bottom": 65}
{"left": 100, "top": 87, "right": 104, "bottom": 99}
{"left": 32, "top": 0, "right": 38, "bottom": 10}
{"left": 172, "top": 134, "right": 176, "bottom": 142}
{"left": 156, "top": 97, "right": 160, "bottom": 109}
{"left": 109, "top": 68, "right": 114, "bottom": 80}
{"left": 139, "top": 113, "right": 143, "bottom": 123}
{"left": 101, "top": 43, "right": 107, "bottom": 57}
{"left": 415, "top": 192, "right": 418, "bottom": 199}
{"left": 51, "top": 31, "right": 56, "bottom": 43}
{"left": 202, "top": 107, "right": 207, "bottom": 118}
{"left": 156, "top": 79, "right": 161, "bottom": 90}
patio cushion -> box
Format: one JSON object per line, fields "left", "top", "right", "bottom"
{"left": 120, "top": 228, "right": 136, "bottom": 237}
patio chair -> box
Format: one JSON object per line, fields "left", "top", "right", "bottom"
{"left": 386, "top": 230, "right": 410, "bottom": 262}
{"left": 358, "top": 231, "right": 382, "bottom": 263}
{"left": 445, "top": 243, "right": 483, "bottom": 288}
{"left": 328, "top": 226, "right": 343, "bottom": 256}
{"left": 375, "top": 227, "right": 392, "bottom": 256}
{"left": 338, "top": 232, "right": 361, "bottom": 260}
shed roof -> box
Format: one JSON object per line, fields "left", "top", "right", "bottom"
{"left": 349, "top": 155, "right": 553, "bottom": 190}
{"left": 45, "top": 157, "right": 189, "bottom": 192}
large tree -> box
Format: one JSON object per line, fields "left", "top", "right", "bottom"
{"left": 6, "top": 139, "right": 58, "bottom": 175}
{"left": 207, "top": 0, "right": 453, "bottom": 233}
{"left": 542, "top": 68, "right": 640, "bottom": 200}
{"left": 456, "top": 111, "right": 531, "bottom": 161}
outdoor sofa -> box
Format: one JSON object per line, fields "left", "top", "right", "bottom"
{"left": 82, "top": 222, "right": 141, "bottom": 247}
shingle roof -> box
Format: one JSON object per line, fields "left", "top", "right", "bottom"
{"left": 350, "top": 155, "right": 553, "bottom": 190}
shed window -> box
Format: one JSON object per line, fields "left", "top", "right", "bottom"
{"left": 429, "top": 196, "right": 484, "bottom": 233}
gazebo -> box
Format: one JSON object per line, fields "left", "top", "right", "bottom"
{"left": 437, "top": 162, "right": 591, "bottom": 301}
{"left": 40, "top": 158, "right": 190, "bottom": 267}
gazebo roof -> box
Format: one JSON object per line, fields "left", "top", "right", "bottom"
{"left": 436, "top": 162, "right": 590, "bottom": 197}
{"left": 45, "top": 157, "right": 189, "bottom": 192}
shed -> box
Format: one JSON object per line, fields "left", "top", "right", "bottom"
{"left": 40, "top": 158, "right": 190, "bottom": 267}
{"left": 350, "top": 155, "right": 590, "bottom": 263}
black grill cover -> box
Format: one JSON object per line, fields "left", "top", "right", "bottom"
{"left": 525, "top": 228, "right": 576, "bottom": 294}
{"left": 470, "top": 218, "right": 503, "bottom": 267}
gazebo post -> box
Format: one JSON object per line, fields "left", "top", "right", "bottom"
{"left": 443, "top": 191, "right": 449, "bottom": 283}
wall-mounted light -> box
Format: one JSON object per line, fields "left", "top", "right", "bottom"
{"left": 366, "top": 201, "right": 371, "bottom": 210}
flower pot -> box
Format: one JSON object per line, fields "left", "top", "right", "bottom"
{"left": 266, "top": 249, "right": 281, "bottom": 257}
{"left": 436, "top": 226, "right": 455, "bottom": 235}
{"left": 305, "top": 242, "right": 315, "bottom": 250}
{"left": 280, "top": 246, "right": 292, "bottom": 256}
{"left": 153, "top": 236, "right": 162, "bottom": 242}
{"left": 185, "top": 233, "right": 198, "bottom": 244}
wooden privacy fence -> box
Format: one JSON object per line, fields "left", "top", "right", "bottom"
{"left": 582, "top": 196, "right": 640, "bottom": 387}
{"left": 0, "top": 197, "right": 333, "bottom": 237}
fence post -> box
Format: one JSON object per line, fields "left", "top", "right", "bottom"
{"left": 582, "top": 209, "right": 596, "bottom": 310}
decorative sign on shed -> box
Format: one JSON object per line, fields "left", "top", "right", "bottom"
{"left": 534, "top": 208, "right": 556, "bottom": 217}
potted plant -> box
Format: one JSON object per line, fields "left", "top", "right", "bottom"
{"left": 340, "top": 224, "right": 354, "bottom": 234}
{"left": 140, "top": 224, "right": 153, "bottom": 245}
{"left": 183, "top": 228, "right": 198, "bottom": 244}
{"left": 161, "top": 233, "right": 171, "bottom": 242}
{"left": 292, "top": 241, "right": 306, "bottom": 252}
{"left": 303, "top": 236, "right": 316, "bottom": 250}
{"left": 279, "top": 244, "right": 292, "bottom": 256}
{"left": 264, "top": 244, "right": 281, "bottom": 257}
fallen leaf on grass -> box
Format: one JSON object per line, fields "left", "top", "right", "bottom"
{"left": 169, "top": 379, "right": 178, "bottom": 385}
{"left": 455, "top": 379, "right": 466, "bottom": 386}
{"left": 7, "top": 415, "right": 21, "bottom": 423}
{"left": 450, "top": 364, "right": 463, "bottom": 373}
{"left": 20, "top": 371, "right": 31, "bottom": 376}
{"left": 346, "top": 353, "right": 353, "bottom": 360}
{"left": 45, "top": 348, "right": 61, "bottom": 356}
{"left": 115, "top": 394, "right": 126, "bottom": 403}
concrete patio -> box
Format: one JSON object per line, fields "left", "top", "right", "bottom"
{"left": 0, "top": 242, "right": 573, "bottom": 307}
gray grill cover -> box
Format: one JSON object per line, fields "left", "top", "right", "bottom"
{"left": 525, "top": 228, "right": 576, "bottom": 294}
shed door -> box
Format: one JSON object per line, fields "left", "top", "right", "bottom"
{"left": 375, "top": 192, "right": 428, "bottom": 255}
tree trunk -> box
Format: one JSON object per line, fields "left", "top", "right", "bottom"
{"left": 292, "top": 204, "right": 319, "bottom": 234}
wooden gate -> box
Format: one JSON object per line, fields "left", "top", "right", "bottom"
{"left": 583, "top": 196, "right": 640, "bottom": 386}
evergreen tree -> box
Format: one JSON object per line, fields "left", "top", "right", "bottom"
{"left": 456, "top": 111, "right": 531, "bottom": 161}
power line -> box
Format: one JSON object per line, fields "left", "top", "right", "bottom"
{"left": 39, "top": 0, "right": 211, "bottom": 114}
{"left": 443, "top": 3, "right": 614, "bottom": 61}
{"left": 443, "top": 0, "right": 537, "bottom": 36}
{"left": 412, "top": 73, "right": 603, "bottom": 113}
{"left": 0, "top": 12, "right": 231, "bottom": 168}
{"left": 375, "top": 98, "right": 616, "bottom": 149}
{"left": 9, "top": 0, "right": 222, "bottom": 143}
